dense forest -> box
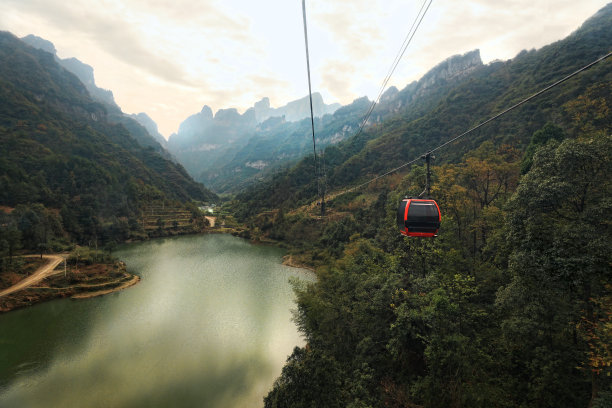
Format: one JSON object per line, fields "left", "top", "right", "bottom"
{"left": 0, "top": 31, "right": 216, "bottom": 258}
{"left": 226, "top": 5, "right": 612, "bottom": 408}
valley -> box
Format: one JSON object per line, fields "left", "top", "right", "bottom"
{"left": 0, "top": 2, "right": 610, "bottom": 408}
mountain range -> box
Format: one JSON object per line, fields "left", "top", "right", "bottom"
{"left": 165, "top": 49, "right": 484, "bottom": 194}
{"left": 233, "top": 2, "right": 612, "bottom": 217}
{"left": 166, "top": 92, "right": 340, "bottom": 193}
{"left": 0, "top": 31, "right": 216, "bottom": 244}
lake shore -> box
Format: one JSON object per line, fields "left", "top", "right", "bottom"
{"left": 0, "top": 258, "right": 139, "bottom": 313}
{"left": 281, "top": 254, "right": 316, "bottom": 272}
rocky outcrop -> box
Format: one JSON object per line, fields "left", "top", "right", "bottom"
{"left": 254, "top": 97, "right": 271, "bottom": 121}
{"left": 418, "top": 49, "right": 483, "bottom": 91}
{"left": 379, "top": 50, "right": 483, "bottom": 115}
{"left": 20, "top": 34, "right": 56, "bottom": 54}
{"left": 21, "top": 34, "right": 120, "bottom": 110}
{"left": 252, "top": 93, "right": 340, "bottom": 123}
{"left": 129, "top": 112, "right": 167, "bottom": 146}
{"left": 176, "top": 105, "right": 214, "bottom": 139}
{"left": 214, "top": 108, "right": 242, "bottom": 123}
{"left": 381, "top": 86, "right": 399, "bottom": 102}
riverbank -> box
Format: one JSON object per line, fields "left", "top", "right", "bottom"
{"left": 0, "top": 258, "right": 139, "bottom": 313}
{"left": 222, "top": 225, "right": 319, "bottom": 272}
{"left": 281, "top": 254, "right": 316, "bottom": 271}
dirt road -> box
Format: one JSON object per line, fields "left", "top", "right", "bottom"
{"left": 0, "top": 255, "right": 65, "bottom": 298}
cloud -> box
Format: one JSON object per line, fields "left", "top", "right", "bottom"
{"left": 0, "top": 0, "right": 606, "bottom": 137}
{"left": 417, "top": 0, "right": 605, "bottom": 63}
{"left": 0, "top": 0, "right": 193, "bottom": 86}
{"left": 310, "top": 0, "right": 385, "bottom": 60}
{"left": 127, "top": 0, "right": 253, "bottom": 43}
{"left": 244, "top": 73, "right": 290, "bottom": 89}
{"left": 319, "top": 59, "right": 360, "bottom": 104}
{"left": 131, "top": 0, "right": 243, "bottom": 26}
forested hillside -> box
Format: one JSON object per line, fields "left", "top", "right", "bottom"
{"left": 0, "top": 31, "right": 216, "bottom": 252}
{"left": 227, "top": 5, "right": 612, "bottom": 408}
{"left": 21, "top": 34, "right": 172, "bottom": 156}
{"left": 170, "top": 49, "right": 484, "bottom": 194}
{"left": 233, "top": 4, "right": 611, "bottom": 219}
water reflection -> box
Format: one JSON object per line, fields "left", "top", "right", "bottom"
{"left": 0, "top": 234, "right": 313, "bottom": 407}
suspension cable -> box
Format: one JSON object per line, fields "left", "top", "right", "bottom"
{"left": 340, "top": 50, "right": 612, "bottom": 196}
{"left": 354, "top": 0, "right": 434, "bottom": 140}
{"left": 302, "top": 0, "right": 318, "bottom": 188}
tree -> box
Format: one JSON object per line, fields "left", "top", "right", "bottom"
{"left": 432, "top": 142, "right": 519, "bottom": 264}
{"left": 520, "top": 123, "right": 565, "bottom": 174}
{"left": 498, "top": 134, "right": 612, "bottom": 406}
{"left": 1, "top": 225, "right": 22, "bottom": 264}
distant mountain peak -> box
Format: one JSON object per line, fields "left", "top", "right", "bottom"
{"left": 20, "top": 34, "right": 120, "bottom": 110}
{"left": 201, "top": 105, "right": 213, "bottom": 117}
{"left": 214, "top": 108, "right": 240, "bottom": 121}
{"left": 419, "top": 49, "right": 483, "bottom": 89}
{"left": 252, "top": 92, "right": 339, "bottom": 123}
{"left": 60, "top": 57, "right": 95, "bottom": 87}
{"left": 21, "top": 34, "right": 56, "bottom": 55}
{"left": 254, "top": 97, "right": 271, "bottom": 111}
{"left": 129, "top": 112, "right": 167, "bottom": 146}
{"left": 381, "top": 86, "right": 399, "bottom": 102}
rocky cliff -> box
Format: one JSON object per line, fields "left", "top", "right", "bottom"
{"left": 252, "top": 93, "right": 340, "bottom": 123}
{"left": 129, "top": 112, "right": 167, "bottom": 146}
{"left": 20, "top": 34, "right": 169, "bottom": 155}
{"left": 21, "top": 34, "right": 120, "bottom": 110}
{"left": 418, "top": 49, "right": 483, "bottom": 91}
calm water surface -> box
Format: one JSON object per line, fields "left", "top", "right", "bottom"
{"left": 0, "top": 234, "right": 313, "bottom": 407}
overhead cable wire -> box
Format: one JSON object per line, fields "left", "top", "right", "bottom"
{"left": 357, "top": 0, "right": 429, "bottom": 126}
{"left": 302, "top": 0, "right": 328, "bottom": 214}
{"left": 340, "top": 50, "right": 612, "bottom": 195}
{"left": 381, "top": 0, "right": 430, "bottom": 94}
{"left": 358, "top": 0, "right": 432, "bottom": 128}
{"left": 302, "top": 0, "right": 318, "bottom": 183}
{"left": 354, "top": 0, "right": 434, "bottom": 140}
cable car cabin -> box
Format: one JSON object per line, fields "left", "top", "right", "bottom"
{"left": 397, "top": 198, "right": 441, "bottom": 237}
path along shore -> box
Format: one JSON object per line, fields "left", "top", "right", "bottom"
{"left": 0, "top": 255, "right": 139, "bottom": 313}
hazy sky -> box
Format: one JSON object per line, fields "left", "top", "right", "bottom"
{"left": 0, "top": 0, "right": 607, "bottom": 137}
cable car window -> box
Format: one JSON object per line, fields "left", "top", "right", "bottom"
{"left": 407, "top": 202, "right": 438, "bottom": 221}
{"left": 397, "top": 200, "right": 408, "bottom": 229}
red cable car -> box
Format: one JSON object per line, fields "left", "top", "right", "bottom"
{"left": 397, "top": 198, "right": 441, "bottom": 237}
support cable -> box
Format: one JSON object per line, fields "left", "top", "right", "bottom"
{"left": 302, "top": 0, "right": 319, "bottom": 197}
{"left": 354, "top": 0, "right": 434, "bottom": 140}
{"left": 340, "top": 51, "right": 612, "bottom": 195}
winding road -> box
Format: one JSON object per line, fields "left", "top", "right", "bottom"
{"left": 0, "top": 255, "right": 65, "bottom": 298}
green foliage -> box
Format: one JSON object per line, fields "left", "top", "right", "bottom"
{"left": 520, "top": 122, "right": 565, "bottom": 173}
{"left": 498, "top": 134, "right": 612, "bottom": 406}
{"left": 256, "top": 7, "right": 612, "bottom": 406}
{"left": 68, "top": 246, "right": 116, "bottom": 265}
{"left": 0, "top": 31, "right": 217, "bottom": 246}
{"left": 235, "top": 4, "right": 611, "bottom": 218}
{"left": 261, "top": 128, "right": 611, "bottom": 407}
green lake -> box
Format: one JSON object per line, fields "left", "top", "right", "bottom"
{"left": 0, "top": 234, "right": 314, "bottom": 407}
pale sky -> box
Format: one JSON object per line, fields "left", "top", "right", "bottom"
{"left": 0, "top": 0, "right": 608, "bottom": 137}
